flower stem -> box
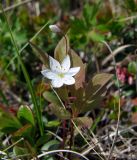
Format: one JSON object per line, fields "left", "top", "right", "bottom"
{"left": 3, "top": 138, "right": 24, "bottom": 152}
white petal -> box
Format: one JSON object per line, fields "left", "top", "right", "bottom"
{"left": 49, "top": 25, "right": 61, "bottom": 33}
{"left": 41, "top": 69, "right": 56, "bottom": 80}
{"left": 61, "top": 55, "right": 70, "bottom": 73}
{"left": 49, "top": 56, "right": 61, "bottom": 72}
{"left": 67, "top": 67, "right": 80, "bottom": 76}
{"left": 51, "top": 77, "right": 63, "bottom": 88}
{"left": 63, "top": 76, "right": 75, "bottom": 85}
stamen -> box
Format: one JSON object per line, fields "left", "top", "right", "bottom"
{"left": 58, "top": 73, "right": 64, "bottom": 78}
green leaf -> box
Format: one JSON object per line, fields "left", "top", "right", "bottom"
{"left": 13, "top": 146, "right": 29, "bottom": 156}
{"left": 29, "top": 42, "right": 49, "bottom": 68}
{"left": 83, "top": 2, "right": 101, "bottom": 26}
{"left": 41, "top": 140, "right": 60, "bottom": 151}
{"left": 0, "top": 108, "right": 21, "bottom": 133}
{"left": 54, "top": 35, "right": 69, "bottom": 62}
{"left": 46, "top": 120, "right": 60, "bottom": 127}
{"left": 125, "top": 0, "right": 137, "bottom": 11}
{"left": 70, "top": 49, "right": 85, "bottom": 89}
{"left": 36, "top": 133, "right": 52, "bottom": 147}
{"left": 50, "top": 104, "right": 71, "bottom": 120}
{"left": 43, "top": 91, "right": 70, "bottom": 119}
{"left": 17, "top": 105, "right": 35, "bottom": 126}
{"left": 70, "top": 18, "right": 87, "bottom": 34}
{"left": 88, "top": 30, "right": 104, "bottom": 42}
{"left": 128, "top": 61, "right": 137, "bottom": 74}
{"left": 43, "top": 91, "right": 61, "bottom": 106}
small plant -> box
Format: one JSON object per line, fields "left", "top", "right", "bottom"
{"left": 3, "top": 1, "right": 137, "bottom": 159}
{"left": 32, "top": 25, "right": 113, "bottom": 159}
{"left": 0, "top": 21, "right": 113, "bottom": 159}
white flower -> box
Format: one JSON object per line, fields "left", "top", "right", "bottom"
{"left": 0, "top": 151, "right": 7, "bottom": 155}
{"left": 41, "top": 55, "right": 80, "bottom": 88}
{"left": 49, "top": 25, "right": 61, "bottom": 33}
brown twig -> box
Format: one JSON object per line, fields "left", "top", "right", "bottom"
{"left": 102, "top": 44, "right": 134, "bottom": 66}
{"left": 0, "top": 0, "right": 33, "bottom": 14}
{"left": 102, "top": 41, "right": 121, "bottom": 160}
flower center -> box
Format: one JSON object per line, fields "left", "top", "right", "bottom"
{"left": 58, "top": 73, "right": 64, "bottom": 78}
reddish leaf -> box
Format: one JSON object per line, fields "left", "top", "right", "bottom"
{"left": 54, "top": 35, "right": 69, "bottom": 62}
{"left": 56, "top": 86, "right": 68, "bottom": 101}
{"left": 50, "top": 104, "right": 71, "bottom": 120}
{"left": 70, "top": 49, "right": 85, "bottom": 89}
{"left": 131, "top": 98, "right": 137, "bottom": 106}
{"left": 13, "top": 124, "right": 32, "bottom": 137}
{"left": 81, "top": 87, "right": 106, "bottom": 113}
{"left": 29, "top": 42, "right": 49, "bottom": 68}
{"left": 131, "top": 112, "right": 137, "bottom": 124}
{"left": 73, "top": 117, "right": 93, "bottom": 129}
{"left": 85, "top": 73, "right": 113, "bottom": 98}
{"left": 70, "top": 87, "right": 84, "bottom": 116}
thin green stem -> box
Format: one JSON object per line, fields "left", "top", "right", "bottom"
{"left": 1, "top": 5, "right": 44, "bottom": 136}
{"left": 3, "top": 138, "right": 24, "bottom": 152}
{"left": 50, "top": 85, "right": 66, "bottom": 109}
{"left": 0, "top": 90, "right": 9, "bottom": 106}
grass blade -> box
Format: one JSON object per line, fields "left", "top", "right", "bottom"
{"left": 1, "top": 5, "right": 44, "bottom": 136}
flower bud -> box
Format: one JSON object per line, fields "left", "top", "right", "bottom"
{"left": 49, "top": 25, "right": 61, "bottom": 33}
{"left": 128, "top": 76, "right": 133, "bottom": 85}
